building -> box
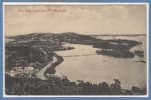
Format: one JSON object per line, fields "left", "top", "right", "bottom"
{"left": 12, "top": 67, "right": 24, "bottom": 74}
{"left": 8, "top": 66, "right": 35, "bottom": 77}
{"left": 9, "top": 70, "right": 16, "bottom": 77}
{"left": 45, "top": 74, "right": 58, "bottom": 78}
{"left": 24, "top": 66, "right": 34, "bottom": 75}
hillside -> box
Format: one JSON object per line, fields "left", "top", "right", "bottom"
{"left": 7, "top": 32, "right": 141, "bottom": 50}
{"left": 5, "top": 32, "right": 142, "bottom": 70}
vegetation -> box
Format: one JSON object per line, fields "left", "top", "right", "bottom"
{"left": 134, "top": 50, "right": 144, "bottom": 58}
{"left": 6, "top": 32, "right": 142, "bottom": 60}
{"left": 5, "top": 75, "right": 146, "bottom": 95}
{"left": 96, "top": 49, "right": 135, "bottom": 58}
{"left": 5, "top": 44, "right": 52, "bottom": 70}
{"left": 7, "top": 32, "right": 142, "bottom": 50}
{"left": 135, "top": 61, "right": 146, "bottom": 63}
{"left": 44, "top": 53, "right": 64, "bottom": 75}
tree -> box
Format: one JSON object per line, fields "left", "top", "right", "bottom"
{"left": 132, "top": 86, "right": 141, "bottom": 94}
{"left": 98, "top": 82, "right": 110, "bottom": 95}
{"left": 110, "top": 79, "right": 122, "bottom": 95}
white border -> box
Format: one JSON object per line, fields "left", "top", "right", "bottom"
{"left": 3, "top": 2, "right": 149, "bottom": 98}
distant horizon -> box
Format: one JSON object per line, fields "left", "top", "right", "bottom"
{"left": 5, "top": 32, "right": 146, "bottom": 37}
{"left": 5, "top": 5, "right": 147, "bottom": 36}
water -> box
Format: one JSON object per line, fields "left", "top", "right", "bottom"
{"left": 55, "top": 36, "right": 147, "bottom": 89}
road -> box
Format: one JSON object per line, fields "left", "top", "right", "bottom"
{"left": 36, "top": 53, "right": 63, "bottom": 80}
{"left": 36, "top": 62, "right": 52, "bottom": 80}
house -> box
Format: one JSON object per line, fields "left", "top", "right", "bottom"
{"left": 52, "top": 56, "right": 57, "bottom": 63}
{"left": 24, "top": 66, "right": 34, "bottom": 75}
{"left": 45, "top": 74, "right": 58, "bottom": 78}
{"left": 9, "top": 70, "right": 16, "bottom": 77}
{"left": 9, "top": 66, "right": 35, "bottom": 77}
{"left": 12, "top": 67, "right": 24, "bottom": 74}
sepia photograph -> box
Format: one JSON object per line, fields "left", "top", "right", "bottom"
{"left": 4, "top": 3, "right": 148, "bottom": 97}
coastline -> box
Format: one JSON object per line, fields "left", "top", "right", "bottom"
{"left": 36, "top": 53, "right": 63, "bottom": 80}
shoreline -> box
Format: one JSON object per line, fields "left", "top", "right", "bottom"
{"left": 36, "top": 53, "right": 63, "bottom": 80}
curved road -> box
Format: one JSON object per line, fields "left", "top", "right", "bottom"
{"left": 36, "top": 53, "right": 63, "bottom": 80}
{"left": 36, "top": 62, "right": 52, "bottom": 80}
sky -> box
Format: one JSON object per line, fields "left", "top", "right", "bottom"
{"left": 4, "top": 4, "right": 147, "bottom": 36}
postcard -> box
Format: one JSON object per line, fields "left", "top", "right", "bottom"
{"left": 3, "top": 2, "right": 149, "bottom": 97}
